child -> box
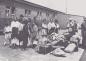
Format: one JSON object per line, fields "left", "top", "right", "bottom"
{"left": 4, "top": 25, "right": 12, "bottom": 46}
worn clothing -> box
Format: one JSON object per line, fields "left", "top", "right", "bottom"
{"left": 48, "top": 22, "right": 55, "bottom": 30}
{"left": 4, "top": 26, "right": 12, "bottom": 33}
{"left": 81, "top": 22, "right": 86, "bottom": 49}
{"left": 42, "top": 23, "right": 48, "bottom": 29}
{"left": 11, "top": 27, "right": 18, "bottom": 39}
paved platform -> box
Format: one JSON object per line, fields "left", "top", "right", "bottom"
{"left": 0, "top": 35, "right": 84, "bottom": 61}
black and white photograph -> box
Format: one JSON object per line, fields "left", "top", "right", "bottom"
{"left": 0, "top": 0, "right": 86, "bottom": 61}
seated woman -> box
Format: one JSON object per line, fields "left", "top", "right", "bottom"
{"left": 66, "top": 19, "right": 78, "bottom": 41}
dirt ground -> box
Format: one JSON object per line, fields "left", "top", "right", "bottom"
{"left": 0, "top": 35, "right": 84, "bottom": 61}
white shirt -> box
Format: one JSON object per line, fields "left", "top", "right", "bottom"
{"left": 48, "top": 22, "right": 55, "bottom": 29}
{"left": 19, "top": 23, "right": 24, "bottom": 31}
{"left": 42, "top": 23, "right": 48, "bottom": 28}
{"left": 4, "top": 26, "right": 12, "bottom": 32}
{"left": 11, "top": 21, "right": 21, "bottom": 28}
{"left": 11, "top": 21, "right": 24, "bottom": 31}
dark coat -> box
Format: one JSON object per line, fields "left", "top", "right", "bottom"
{"left": 81, "top": 22, "right": 86, "bottom": 48}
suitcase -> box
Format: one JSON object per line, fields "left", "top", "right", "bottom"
{"left": 37, "top": 46, "right": 55, "bottom": 54}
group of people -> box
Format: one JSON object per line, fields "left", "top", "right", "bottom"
{"left": 4, "top": 14, "right": 60, "bottom": 50}
{"left": 4, "top": 14, "right": 86, "bottom": 55}
{"left": 4, "top": 15, "right": 29, "bottom": 49}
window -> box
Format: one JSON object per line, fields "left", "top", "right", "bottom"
{"left": 6, "top": 6, "right": 10, "bottom": 9}
{"left": 37, "top": 11, "right": 42, "bottom": 16}
{"left": 5, "top": 6, "right": 10, "bottom": 17}
{"left": 25, "top": 9, "right": 27, "bottom": 14}
{"left": 11, "top": 7, "right": 15, "bottom": 14}
{"left": 28, "top": 10, "right": 31, "bottom": 14}
{"left": 46, "top": 13, "right": 49, "bottom": 16}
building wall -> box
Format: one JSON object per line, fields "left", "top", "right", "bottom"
{"left": 67, "top": 15, "right": 84, "bottom": 25}
{"left": 55, "top": 14, "right": 69, "bottom": 28}
{"left": 0, "top": 0, "right": 84, "bottom": 29}
{"left": 0, "top": 5, "right": 6, "bottom": 18}
{"left": 15, "top": 7, "right": 25, "bottom": 18}
{"left": 55, "top": 14, "right": 84, "bottom": 28}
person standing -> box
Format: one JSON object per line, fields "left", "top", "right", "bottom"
{"left": 21, "top": 21, "right": 29, "bottom": 49}
{"left": 81, "top": 18, "right": 86, "bottom": 49}
{"left": 48, "top": 19, "right": 55, "bottom": 35}
{"left": 79, "top": 17, "right": 86, "bottom": 61}
{"left": 18, "top": 15, "right": 29, "bottom": 49}
{"left": 10, "top": 18, "right": 22, "bottom": 47}
{"left": 42, "top": 19, "right": 48, "bottom": 35}
{"left": 54, "top": 20, "right": 60, "bottom": 33}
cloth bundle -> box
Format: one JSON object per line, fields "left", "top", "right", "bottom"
{"left": 11, "top": 38, "right": 19, "bottom": 46}
{"left": 64, "top": 43, "right": 76, "bottom": 53}
{"left": 48, "top": 33, "right": 65, "bottom": 42}
{"left": 51, "top": 48, "right": 66, "bottom": 57}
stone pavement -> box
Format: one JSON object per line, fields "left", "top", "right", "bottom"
{"left": 0, "top": 35, "right": 84, "bottom": 61}
{"left": 19, "top": 48, "right": 84, "bottom": 61}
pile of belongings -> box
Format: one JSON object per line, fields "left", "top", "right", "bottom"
{"left": 50, "top": 47, "right": 67, "bottom": 57}
{"left": 35, "top": 36, "right": 53, "bottom": 54}
{"left": 49, "top": 31, "right": 81, "bottom": 57}
{"left": 48, "top": 32, "right": 65, "bottom": 42}
{"left": 64, "top": 33, "right": 81, "bottom": 53}
{"left": 48, "top": 32, "right": 66, "bottom": 47}
{"left": 36, "top": 32, "right": 66, "bottom": 54}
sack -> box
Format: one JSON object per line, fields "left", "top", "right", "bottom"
{"left": 51, "top": 48, "right": 66, "bottom": 57}
{"left": 64, "top": 43, "right": 76, "bottom": 53}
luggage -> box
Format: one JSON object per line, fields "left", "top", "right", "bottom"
{"left": 64, "top": 43, "right": 76, "bottom": 53}
{"left": 51, "top": 48, "right": 66, "bottom": 57}
{"left": 37, "top": 46, "right": 55, "bottom": 54}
